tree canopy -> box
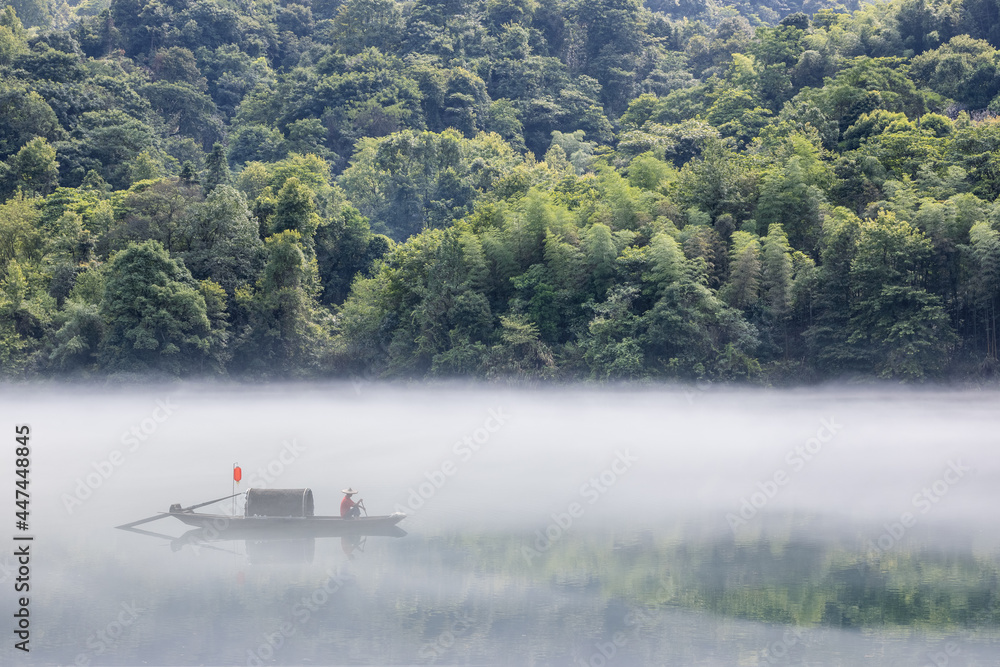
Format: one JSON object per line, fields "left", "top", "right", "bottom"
{"left": 4, "top": 0, "right": 1000, "bottom": 381}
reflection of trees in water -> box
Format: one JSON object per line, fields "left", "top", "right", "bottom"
{"left": 26, "top": 527, "right": 1000, "bottom": 664}
{"left": 507, "top": 528, "right": 1000, "bottom": 631}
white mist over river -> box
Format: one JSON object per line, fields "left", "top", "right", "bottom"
{"left": 1, "top": 383, "right": 998, "bottom": 665}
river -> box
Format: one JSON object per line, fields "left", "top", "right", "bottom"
{"left": 1, "top": 383, "right": 998, "bottom": 665}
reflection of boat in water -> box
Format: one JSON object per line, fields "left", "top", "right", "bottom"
{"left": 186, "top": 534, "right": 368, "bottom": 564}
{"left": 117, "top": 488, "right": 406, "bottom": 562}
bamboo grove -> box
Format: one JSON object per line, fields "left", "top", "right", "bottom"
{"left": 3, "top": 0, "right": 1000, "bottom": 381}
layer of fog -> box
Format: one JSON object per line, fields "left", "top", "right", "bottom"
{"left": 7, "top": 383, "right": 996, "bottom": 537}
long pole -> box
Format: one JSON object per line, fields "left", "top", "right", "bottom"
{"left": 232, "top": 462, "right": 237, "bottom": 515}
{"left": 115, "top": 492, "right": 243, "bottom": 530}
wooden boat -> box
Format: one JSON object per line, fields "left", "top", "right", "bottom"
{"left": 167, "top": 509, "right": 407, "bottom": 538}
{"left": 117, "top": 488, "right": 407, "bottom": 540}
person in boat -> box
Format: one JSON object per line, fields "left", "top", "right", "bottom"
{"left": 340, "top": 487, "right": 362, "bottom": 519}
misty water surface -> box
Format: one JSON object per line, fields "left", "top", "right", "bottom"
{"left": 1, "top": 383, "right": 999, "bottom": 666}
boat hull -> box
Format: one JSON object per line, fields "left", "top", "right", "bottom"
{"left": 169, "top": 511, "right": 407, "bottom": 539}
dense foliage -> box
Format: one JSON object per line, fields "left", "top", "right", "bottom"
{"left": 4, "top": 0, "right": 1000, "bottom": 381}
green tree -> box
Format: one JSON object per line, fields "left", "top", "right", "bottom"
{"left": 847, "top": 211, "right": 957, "bottom": 380}
{"left": 7, "top": 0, "right": 49, "bottom": 28}
{"left": 229, "top": 125, "right": 287, "bottom": 166}
{"left": 582, "top": 222, "right": 617, "bottom": 298}
{"left": 677, "top": 137, "right": 757, "bottom": 223}
{"left": 178, "top": 185, "right": 266, "bottom": 293}
{"left": 722, "top": 230, "right": 762, "bottom": 311}
{"left": 128, "top": 151, "right": 163, "bottom": 184}
{"left": 340, "top": 129, "right": 520, "bottom": 239}
{"left": 0, "top": 260, "right": 33, "bottom": 375}
{"left": 4, "top": 137, "right": 58, "bottom": 197}
{"left": 59, "top": 110, "right": 155, "bottom": 189}
{"left": 416, "top": 228, "right": 494, "bottom": 374}
{"left": 232, "top": 230, "right": 333, "bottom": 377}
{"left": 485, "top": 313, "right": 555, "bottom": 379}
{"left": 803, "top": 207, "right": 860, "bottom": 374}
{"left": 46, "top": 300, "right": 104, "bottom": 374}
{"left": 105, "top": 178, "right": 203, "bottom": 255}
{"left": 581, "top": 285, "right": 644, "bottom": 380}
{"left": 151, "top": 47, "right": 207, "bottom": 90}
{"left": 0, "top": 86, "right": 62, "bottom": 159}
{"left": 329, "top": 0, "right": 404, "bottom": 52}
{"left": 99, "top": 240, "right": 222, "bottom": 375}
{"left": 755, "top": 137, "right": 830, "bottom": 251}
{"left": 761, "top": 223, "right": 793, "bottom": 320}
{"left": 0, "top": 193, "right": 43, "bottom": 269}
{"left": 141, "top": 79, "right": 223, "bottom": 149}
{"left": 0, "top": 6, "right": 27, "bottom": 67}
{"left": 963, "top": 221, "right": 1000, "bottom": 362}
{"left": 315, "top": 205, "right": 389, "bottom": 306}
{"left": 910, "top": 35, "right": 1000, "bottom": 110}
{"left": 796, "top": 57, "right": 927, "bottom": 135}
{"left": 270, "top": 177, "right": 320, "bottom": 249}
{"left": 202, "top": 142, "right": 230, "bottom": 192}
{"left": 640, "top": 271, "right": 759, "bottom": 380}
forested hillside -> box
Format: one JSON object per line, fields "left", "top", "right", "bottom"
{"left": 3, "top": 0, "right": 1000, "bottom": 381}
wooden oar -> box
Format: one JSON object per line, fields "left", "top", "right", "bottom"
{"left": 176, "top": 492, "right": 245, "bottom": 513}
{"left": 115, "top": 492, "right": 244, "bottom": 530}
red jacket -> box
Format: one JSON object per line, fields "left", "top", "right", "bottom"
{"left": 340, "top": 495, "right": 357, "bottom": 517}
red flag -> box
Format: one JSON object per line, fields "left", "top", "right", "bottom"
{"left": 234, "top": 465, "right": 242, "bottom": 483}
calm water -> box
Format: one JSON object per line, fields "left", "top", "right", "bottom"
{"left": 1, "top": 383, "right": 999, "bottom": 666}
